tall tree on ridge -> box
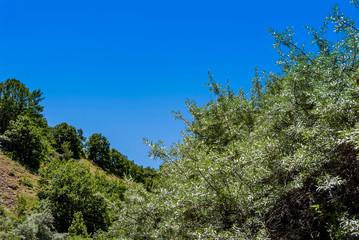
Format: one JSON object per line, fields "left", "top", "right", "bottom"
{"left": 0, "top": 79, "right": 44, "bottom": 134}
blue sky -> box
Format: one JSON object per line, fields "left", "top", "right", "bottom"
{"left": 1, "top": 0, "right": 356, "bottom": 168}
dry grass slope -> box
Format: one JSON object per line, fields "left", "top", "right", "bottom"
{"left": 0, "top": 152, "right": 39, "bottom": 211}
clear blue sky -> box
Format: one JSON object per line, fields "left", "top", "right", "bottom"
{"left": 1, "top": 0, "right": 356, "bottom": 168}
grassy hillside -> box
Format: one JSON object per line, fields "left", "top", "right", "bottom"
{"left": 0, "top": 152, "right": 123, "bottom": 212}
{"left": 0, "top": 152, "right": 39, "bottom": 211}
{"left": 0, "top": 152, "right": 128, "bottom": 239}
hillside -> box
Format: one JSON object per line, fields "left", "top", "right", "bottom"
{"left": 3, "top": 1, "right": 359, "bottom": 239}
{"left": 0, "top": 152, "right": 38, "bottom": 211}
{"left": 0, "top": 151, "right": 129, "bottom": 239}
{"left": 0, "top": 152, "right": 124, "bottom": 211}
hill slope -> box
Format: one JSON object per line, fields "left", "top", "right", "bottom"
{"left": 0, "top": 152, "right": 39, "bottom": 210}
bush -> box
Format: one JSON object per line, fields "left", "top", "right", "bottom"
{"left": 0, "top": 206, "right": 18, "bottom": 240}
{"left": 13, "top": 209, "right": 67, "bottom": 240}
{"left": 39, "top": 159, "right": 125, "bottom": 234}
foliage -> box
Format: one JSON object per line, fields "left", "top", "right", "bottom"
{"left": 3, "top": 1, "right": 359, "bottom": 239}
{"left": 51, "top": 122, "right": 85, "bottom": 159}
{"left": 0, "top": 205, "right": 67, "bottom": 240}
{"left": 85, "top": 133, "right": 110, "bottom": 168}
{"left": 108, "top": 2, "right": 359, "bottom": 239}
{"left": 15, "top": 193, "right": 36, "bottom": 219}
{"left": 0, "top": 135, "right": 10, "bottom": 150}
{"left": 68, "top": 212, "right": 90, "bottom": 238}
{"left": 19, "top": 176, "right": 34, "bottom": 188}
{"left": 84, "top": 134, "right": 157, "bottom": 188}
{"left": 13, "top": 209, "right": 67, "bottom": 240}
{"left": 38, "top": 159, "right": 125, "bottom": 234}
{"left": 60, "top": 141, "right": 74, "bottom": 161}
{"left": 0, "top": 79, "right": 44, "bottom": 134}
{"left": 0, "top": 205, "right": 66, "bottom": 240}
{"left": 109, "top": 148, "right": 158, "bottom": 189}
{"left": 3, "top": 116, "right": 47, "bottom": 169}
{"left": 0, "top": 206, "right": 19, "bottom": 240}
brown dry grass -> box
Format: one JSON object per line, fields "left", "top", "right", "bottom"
{"left": 0, "top": 152, "right": 39, "bottom": 211}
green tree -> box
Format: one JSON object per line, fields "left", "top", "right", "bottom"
{"left": 39, "top": 159, "right": 125, "bottom": 234}
{"left": 85, "top": 133, "right": 110, "bottom": 168}
{"left": 0, "top": 79, "right": 44, "bottom": 134}
{"left": 51, "top": 122, "right": 85, "bottom": 159}
{"left": 109, "top": 148, "right": 158, "bottom": 189}
{"left": 109, "top": 148, "right": 129, "bottom": 177}
{"left": 3, "top": 116, "right": 46, "bottom": 169}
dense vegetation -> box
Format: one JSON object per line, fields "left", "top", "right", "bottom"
{"left": 0, "top": 83, "right": 157, "bottom": 238}
{"left": 2, "top": 1, "right": 359, "bottom": 239}
{"left": 108, "top": 2, "right": 359, "bottom": 239}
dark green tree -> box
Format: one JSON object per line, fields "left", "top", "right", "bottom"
{"left": 0, "top": 79, "right": 44, "bottom": 134}
{"left": 109, "top": 148, "right": 128, "bottom": 177}
{"left": 85, "top": 133, "right": 110, "bottom": 168}
{"left": 51, "top": 122, "right": 85, "bottom": 159}
{"left": 3, "top": 116, "right": 45, "bottom": 169}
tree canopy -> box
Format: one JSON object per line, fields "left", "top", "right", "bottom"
{"left": 0, "top": 79, "right": 44, "bottom": 134}
{"left": 3, "top": 116, "right": 46, "bottom": 169}
{"left": 85, "top": 133, "right": 110, "bottom": 167}
{"left": 51, "top": 122, "right": 85, "bottom": 159}
{"left": 39, "top": 159, "right": 125, "bottom": 234}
